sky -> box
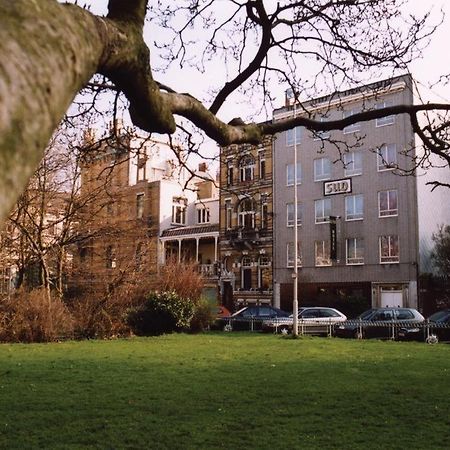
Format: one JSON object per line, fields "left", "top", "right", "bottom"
{"left": 65, "top": 0, "right": 450, "bottom": 165}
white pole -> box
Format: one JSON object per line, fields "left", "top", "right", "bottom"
{"left": 293, "top": 102, "right": 299, "bottom": 337}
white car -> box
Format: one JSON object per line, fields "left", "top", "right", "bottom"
{"left": 262, "top": 307, "right": 347, "bottom": 335}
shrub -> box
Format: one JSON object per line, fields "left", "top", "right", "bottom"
{"left": 0, "top": 289, "right": 74, "bottom": 343}
{"left": 190, "top": 298, "right": 215, "bottom": 333}
{"left": 154, "top": 257, "right": 204, "bottom": 302}
{"left": 127, "top": 291, "right": 195, "bottom": 336}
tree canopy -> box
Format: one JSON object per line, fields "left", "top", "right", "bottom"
{"left": 1, "top": 0, "right": 449, "bottom": 224}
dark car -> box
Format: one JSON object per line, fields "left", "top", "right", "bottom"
{"left": 262, "top": 307, "right": 347, "bottom": 335}
{"left": 218, "top": 305, "right": 290, "bottom": 331}
{"left": 334, "top": 307, "right": 425, "bottom": 340}
{"left": 398, "top": 309, "right": 450, "bottom": 343}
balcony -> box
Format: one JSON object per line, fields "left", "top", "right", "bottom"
{"left": 198, "top": 263, "right": 218, "bottom": 279}
{"left": 225, "top": 227, "right": 265, "bottom": 250}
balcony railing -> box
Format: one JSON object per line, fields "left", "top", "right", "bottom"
{"left": 198, "top": 263, "right": 218, "bottom": 278}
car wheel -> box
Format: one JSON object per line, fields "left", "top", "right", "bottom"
{"left": 279, "top": 325, "right": 291, "bottom": 335}
{"left": 426, "top": 334, "right": 439, "bottom": 344}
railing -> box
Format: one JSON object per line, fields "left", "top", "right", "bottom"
{"left": 198, "top": 264, "right": 217, "bottom": 278}
{"left": 215, "top": 317, "right": 450, "bottom": 342}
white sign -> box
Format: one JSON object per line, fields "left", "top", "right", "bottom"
{"left": 324, "top": 178, "right": 352, "bottom": 196}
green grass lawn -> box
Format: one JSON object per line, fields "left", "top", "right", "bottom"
{"left": 0, "top": 334, "right": 448, "bottom": 449}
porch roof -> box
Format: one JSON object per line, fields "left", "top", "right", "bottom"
{"left": 161, "top": 223, "right": 219, "bottom": 238}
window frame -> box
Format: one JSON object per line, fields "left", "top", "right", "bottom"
{"left": 345, "top": 194, "right": 364, "bottom": 221}
{"left": 239, "top": 154, "right": 256, "bottom": 182}
{"left": 315, "top": 240, "right": 332, "bottom": 267}
{"left": 314, "top": 157, "right": 331, "bottom": 181}
{"left": 287, "top": 242, "right": 302, "bottom": 268}
{"left": 286, "top": 202, "right": 303, "bottom": 227}
{"left": 343, "top": 108, "right": 361, "bottom": 134}
{"left": 286, "top": 162, "right": 302, "bottom": 186}
{"left": 172, "top": 197, "right": 187, "bottom": 225}
{"left": 315, "top": 198, "right": 331, "bottom": 224}
{"left": 197, "top": 207, "right": 210, "bottom": 224}
{"left": 286, "top": 126, "right": 302, "bottom": 146}
{"left": 377, "top": 144, "right": 397, "bottom": 171}
{"left": 344, "top": 151, "right": 363, "bottom": 176}
{"left": 378, "top": 189, "right": 398, "bottom": 217}
{"left": 375, "top": 100, "right": 395, "bottom": 127}
{"left": 136, "top": 193, "right": 145, "bottom": 219}
{"left": 346, "top": 237, "right": 364, "bottom": 265}
{"left": 379, "top": 235, "right": 399, "bottom": 264}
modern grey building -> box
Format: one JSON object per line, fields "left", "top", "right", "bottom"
{"left": 272, "top": 75, "right": 419, "bottom": 315}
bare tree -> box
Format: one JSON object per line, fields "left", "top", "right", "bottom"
{"left": 1, "top": 0, "right": 450, "bottom": 223}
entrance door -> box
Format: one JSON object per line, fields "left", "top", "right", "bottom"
{"left": 381, "top": 290, "right": 403, "bottom": 308}
{"left": 223, "top": 282, "right": 233, "bottom": 311}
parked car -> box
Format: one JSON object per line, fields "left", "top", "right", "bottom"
{"left": 262, "top": 307, "right": 347, "bottom": 335}
{"left": 398, "top": 309, "right": 450, "bottom": 343}
{"left": 217, "top": 305, "right": 290, "bottom": 331}
{"left": 334, "top": 307, "right": 425, "bottom": 340}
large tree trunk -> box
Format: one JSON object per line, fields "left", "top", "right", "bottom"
{"left": 0, "top": 0, "right": 105, "bottom": 223}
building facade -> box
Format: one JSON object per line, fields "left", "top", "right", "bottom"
{"left": 218, "top": 138, "right": 274, "bottom": 311}
{"left": 73, "top": 131, "right": 220, "bottom": 300}
{"left": 272, "top": 75, "right": 419, "bottom": 314}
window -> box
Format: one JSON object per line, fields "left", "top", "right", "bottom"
{"left": 343, "top": 108, "right": 361, "bottom": 133}
{"left": 315, "top": 240, "right": 331, "bottom": 266}
{"left": 197, "top": 207, "right": 210, "bottom": 224}
{"left": 379, "top": 235, "right": 399, "bottom": 263}
{"left": 241, "top": 256, "right": 252, "bottom": 290}
{"left": 345, "top": 194, "right": 364, "bottom": 221}
{"left": 286, "top": 202, "right": 303, "bottom": 227}
{"left": 314, "top": 157, "right": 331, "bottom": 181}
{"left": 258, "top": 256, "right": 271, "bottom": 290}
{"left": 315, "top": 198, "right": 331, "bottom": 223}
{"left": 377, "top": 144, "right": 397, "bottom": 171}
{"left": 226, "top": 159, "right": 234, "bottom": 186}
{"left": 137, "top": 151, "right": 146, "bottom": 181}
{"left": 238, "top": 198, "right": 256, "bottom": 229}
{"left": 376, "top": 100, "right": 395, "bottom": 127}
{"left": 379, "top": 190, "right": 398, "bottom": 217}
{"left": 106, "top": 245, "right": 116, "bottom": 269}
{"left": 346, "top": 238, "right": 364, "bottom": 265}
{"left": 136, "top": 193, "right": 144, "bottom": 219}
{"left": 286, "top": 126, "right": 302, "bottom": 146}
{"left": 344, "top": 151, "right": 362, "bottom": 176}
{"left": 286, "top": 162, "right": 302, "bottom": 185}
{"left": 258, "top": 151, "right": 266, "bottom": 179}
{"left": 260, "top": 196, "right": 269, "bottom": 229}
{"left": 239, "top": 154, "right": 255, "bottom": 182}
{"left": 172, "top": 197, "right": 187, "bottom": 225}
{"left": 225, "top": 199, "right": 232, "bottom": 230}
{"left": 287, "top": 242, "right": 302, "bottom": 267}
{"left": 313, "top": 116, "right": 330, "bottom": 140}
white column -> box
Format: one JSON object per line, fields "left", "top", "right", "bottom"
{"left": 178, "top": 239, "right": 182, "bottom": 263}
{"left": 196, "top": 237, "right": 199, "bottom": 262}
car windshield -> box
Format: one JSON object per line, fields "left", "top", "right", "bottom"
{"left": 428, "top": 310, "right": 450, "bottom": 322}
{"left": 357, "top": 309, "right": 378, "bottom": 320}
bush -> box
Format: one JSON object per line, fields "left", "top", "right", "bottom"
{"left": 190, "top": 298, "right": 215, "bottom": 333}
{"left": 0, "top": 289, "right": 74, "bottom": 343}
{"left": 127, "top": 291, "right": 195, "bottom": 336}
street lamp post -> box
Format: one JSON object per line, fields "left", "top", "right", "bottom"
{"left": 292, "top": 102, "right": 299, "bottom": 337}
